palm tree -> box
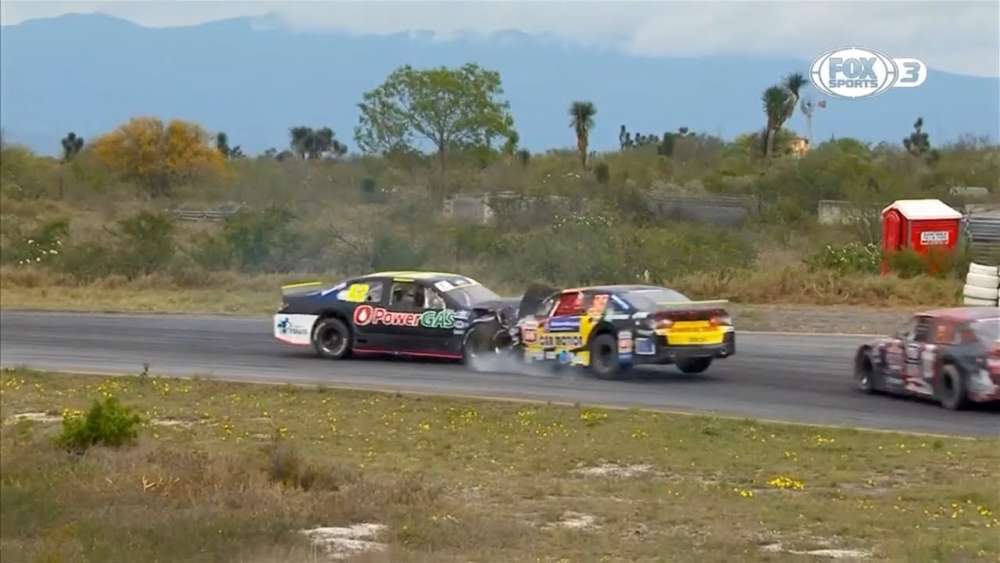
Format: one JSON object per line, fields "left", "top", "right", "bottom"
{"left": 760, "top": 72, "right": 808, "bottom": 158}
{"left": 762, "top": 86, "right": 789, "bottom": 157}
{"left": 569, "top": 101, "right": 596, "bottom": 168}
{"left": 781, "top": 72, "right": 809, "bottom": 123}
{"left": 60, "top": 132, "right": 84, "bottom": 162}
{"left": 216, "top": 132, "right": 231, "bottom": 158}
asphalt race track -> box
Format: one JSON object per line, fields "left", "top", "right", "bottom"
{"left": 1, "top": 311, "right": 997, "bottom": 437}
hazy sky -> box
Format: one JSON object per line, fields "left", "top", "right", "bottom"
{"left": 3, "top": 1, "right": 998, "bottom": 77}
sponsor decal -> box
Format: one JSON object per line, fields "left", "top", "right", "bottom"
{"left": 521, "top": 326, "right": 537, "bottom": 343}
{"left": 617, "top": 331, "right": 633, "bottom": 356}
{"left": 338, "top": 283, "right": 370, "bottom": 303}
{"left": 276, "top": 317, "right": 308, "bottom": 337}
{"left": 635, "top": 337, "right": 656, "bottom": 355}
{"left": 919, "top": 231, "right": 949, "bottom": 245}
{"left": 273, "top": 314, "right": 317, "bottom": 345}
{"left": 548, "top": 316, "right": 581, "bottom": 332}
{"left": 810, "top": 47, "right": 927, "bottom": 99}
{"left": 352, "top": 305, "right": 455, "bottom": 329}
{"left": 539, "top": 334, "right": 583, "bottom": 348}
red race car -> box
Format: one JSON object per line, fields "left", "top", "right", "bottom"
{"left": 854, "top": 307, "right": 1000, "bottom": 409}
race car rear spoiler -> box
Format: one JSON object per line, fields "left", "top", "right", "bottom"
{"left": 280, "top": 281, "right": 325, "bottom": 297}
{"left": 655, "top": 299, "right": 730, "bottom": 310}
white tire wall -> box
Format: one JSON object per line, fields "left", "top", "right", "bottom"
{"left": 963, "top": 284, "right": 999, "bottom": 300}
{"left": 963, "top": 296, "right": 998, "bottom": 307}
{"left": 966, "top": 272, "right": 1000, "bottom": 289}
{"left": 968, "top": 262, "right": 1000, "bottom": 276}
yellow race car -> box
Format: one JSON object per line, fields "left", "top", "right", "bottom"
{"left": 516, "top": 284, "right": 734, "bottom": 378}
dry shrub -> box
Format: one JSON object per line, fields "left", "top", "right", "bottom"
{"left": 265, "top": 436, "right": 360, "bottom": 492}
{"left": 674, "top": 265, "right": 960, "bottom": 306}
{"left": 0, "top": 266, "right": 62, "bottom": 288}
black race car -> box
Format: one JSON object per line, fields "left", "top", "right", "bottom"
{"left": 273, "top": 271, "right": 518, "bottom": 362}
{"left": 516, "top": 284, "right": 735, "bottom": 378}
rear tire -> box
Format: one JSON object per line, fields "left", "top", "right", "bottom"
{"left": 855, "top": 351, "right": 878, "bottom": 393}
{"left": 676, "top": 357, "right": 712, "bottom": 374}
{"left": 935, "top": 364, "right": 968, "bottom": 410}
{"left": 312, "top": 317, "right": 351, "bottom": 359}
{"left": 589, "top": 333, "right": 620, "bottom": 379}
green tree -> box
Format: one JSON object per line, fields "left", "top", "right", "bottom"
{"left": 215, "top": 132, "right": 244, "bottom": 160}
{"left": 903, "top": 117, "right": 931, "bottom": 156}
{"left": 58, "top": 132, "right": 85, "bottom": 199}
{"left": 60, "top": 132, "right": 84, "bottom": 162}
{"left": 502, "top": 130, "right": 520, "bottom": 160}
{"left": 216, "top": 132, "right": 231, "bottom": 157}
{"left": 290, "top": 126, "right": 347, "bottom": 160}
{"left": 569, "top": 101, "right": 597, "bottom": 168}
{"left": 354, "top": 63, "right": 515, "bottom": 174}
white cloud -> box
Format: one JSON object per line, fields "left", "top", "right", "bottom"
{"left": 2, "top": 1, "right": 997, "bottom": 76}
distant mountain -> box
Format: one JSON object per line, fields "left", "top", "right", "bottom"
{"left": 2, "top": 13, "right": 997, "bottom": 156}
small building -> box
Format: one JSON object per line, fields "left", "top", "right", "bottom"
{"left": 788, "top": 137, "right": 810, "bottom": 157}
{"left": 881, "top": 199, "right": 963, "bottom": 274}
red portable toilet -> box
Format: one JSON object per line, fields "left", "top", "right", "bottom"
{"left": 881, "top": 199, "right": 963, "bottom": 274}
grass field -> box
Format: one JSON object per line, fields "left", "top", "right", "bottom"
{"left": 2, "top": 369, "right": 998, "bottom": 562}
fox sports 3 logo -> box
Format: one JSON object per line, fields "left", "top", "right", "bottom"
{"left": 810, "top": 47, "right": 927, "bottom": 99}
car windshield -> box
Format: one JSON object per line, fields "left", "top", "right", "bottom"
{"left": 622, "top": 288, "right": 690, "bottom": 310}
{"left": 971, "top": 318, "right": 1000, "bottom": 342}
{"left": 446, "top": 283, "right": 500, "bottom": 308}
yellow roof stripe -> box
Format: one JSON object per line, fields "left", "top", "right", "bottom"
{"left": 365, "top": 271, "right": 462, "bottom": 279}
{"left": 281, "top": 281, "right": 323, "bottom": 289}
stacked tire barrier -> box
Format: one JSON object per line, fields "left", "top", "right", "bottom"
{"left": 963, "top": 263, "right": 1000, "bottom": 307}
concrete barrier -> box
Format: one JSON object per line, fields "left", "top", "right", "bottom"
{"left": 817, "top": 200, "right": 879, "bottom": 226}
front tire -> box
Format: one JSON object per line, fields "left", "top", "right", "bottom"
{"left": 463, "top": 322, "right": 500, "bottom": 367}
{"left": 312, "top": 317, "right": 351, "bottom": 359}
{"left": 935, "top": 364, "right": 968, "bottom": 410}
{"left": 589, "top": 333, "right": 620, "bottom": 379}
{"left": 855, "top": 350, "right": 878, "bottom": 393}
{"left": 677, "top": 357, "right": 712, "bottom": 374}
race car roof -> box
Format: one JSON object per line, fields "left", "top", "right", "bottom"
{"left": 361, "top": 271, "right": 472, "bottom": 282}
{"left": 562, "top": 284, "right": 671, "bottom": 294}
{"left": 917, "top": 307, "right": 1000, "bottom": 321}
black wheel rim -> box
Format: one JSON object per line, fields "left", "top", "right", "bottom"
{"left": 595, "top": 341, "right": 614, "bottom": 371}
{"left": 943, "top": 374, "right": 956, "bottom": 401}
{"left": 320, "top": 327, "right": 344, "bottom": 355}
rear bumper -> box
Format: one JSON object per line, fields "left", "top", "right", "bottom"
{"left": 968, "top": 369, "right": 1000, "bottom": 403}
{"left": 631, "top": 332, "right": 735, "bottom": 365}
